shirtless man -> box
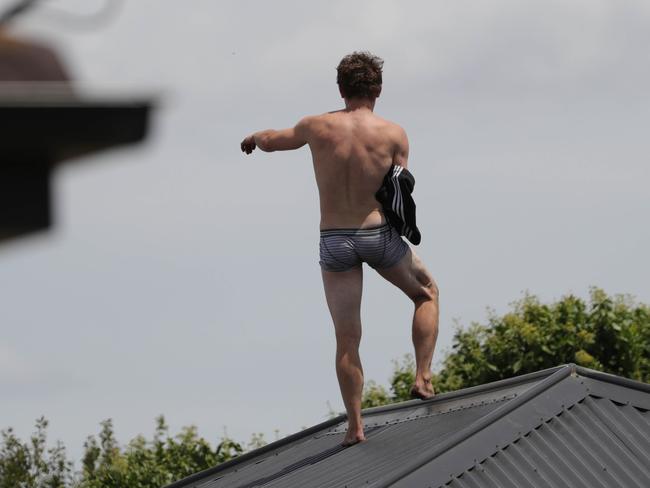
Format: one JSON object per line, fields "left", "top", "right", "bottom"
{"left": 240, "top": 52, "right": 439, "bottom": 447}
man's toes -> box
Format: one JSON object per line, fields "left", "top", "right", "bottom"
{"left": 410, "top": 386, "right": 434, "bottom": 400}
{"left": 341, "top": 433, "right": 366, "bottom": 447}
{"left": 341, "top": 438, "right": 364, "bottom": 447}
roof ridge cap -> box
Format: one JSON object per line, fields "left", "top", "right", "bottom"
{"left": 361, "top": 364, "right": 569, "bottom": 418}
{"left": 574, "top": 365, "right": 650, "bottom": 393}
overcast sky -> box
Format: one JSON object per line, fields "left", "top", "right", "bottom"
{"left": 2, "top": 0, "right": 649, "bottom": 465}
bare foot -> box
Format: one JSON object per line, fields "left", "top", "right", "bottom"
{"left": 410, "top": 380, "right": 435, "bottom": 400}
{"left": 341, "top": 428, "right": 366, "bottom": 447}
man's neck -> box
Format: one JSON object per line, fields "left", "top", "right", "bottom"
{"left": 344, "top": 97, "right": 376, "bottom": 112}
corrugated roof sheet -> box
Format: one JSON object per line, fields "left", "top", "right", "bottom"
{"left": 164, "top": 365, "right": 650, "bottom": 488}
{"left": 447, "top": 398, "right": 650, "bottom": 488}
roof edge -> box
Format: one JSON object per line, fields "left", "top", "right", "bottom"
{"left": 382, "top": 364, "right": 575, "bottom": 487}
{"left": 162, "top": 413, "right": 346, "bottom": 488}
{"left": 574, "top": 365, "right": 650, "bottom": 393}
{"left": 361, "top": 364, "right": 569, "bottom": 418}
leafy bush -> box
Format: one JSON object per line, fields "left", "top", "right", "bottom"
{"left": 78, "top": 416, "right": 243, "bottom": 488}
{"left": 1, "top": 416, "right": 244, "bottom": 488}
{"left": 0, "top": 417, "right": 72, "bottom": 488}
{"left": 363, "top": 288, "right": 650, "bottom": 406}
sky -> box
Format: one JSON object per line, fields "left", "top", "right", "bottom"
{"left": 2, "top": 0, "right": 649, "bottom": 466}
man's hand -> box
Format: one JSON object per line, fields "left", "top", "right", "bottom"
{"left": 241, "top": 135, "right": 256, "bottom": 154}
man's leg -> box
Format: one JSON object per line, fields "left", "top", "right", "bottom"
{"left": 375, "top": 248, "right": 439, "bottom": 398}
{"left": 321, "top": 265, "right": 365, "bottom": 446}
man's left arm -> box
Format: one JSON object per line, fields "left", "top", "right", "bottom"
{"left": 241, "top": 117, "right": 310, "bottom": 154}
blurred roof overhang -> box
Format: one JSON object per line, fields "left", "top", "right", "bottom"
{"left": 0, "top": 83, "right": 154, "bottom": 242}
{"left": 0, "top": 1, "right": 156, "bottom": 244}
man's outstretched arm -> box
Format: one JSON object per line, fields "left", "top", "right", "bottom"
{"left": 241, "top": 117, "right": 310, "bottom": 154}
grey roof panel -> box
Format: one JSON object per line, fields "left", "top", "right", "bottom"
{"left": 268, "top": 401, "right": 506, "bottom": 488}
{"left": 164, "top": 365, "right": 650, "bottom": 488}
{"left": 198, "top": 394, "right": 513, "bottom": 488}
{"left": 449, "top": 398, "right": 650, "bottom": 488}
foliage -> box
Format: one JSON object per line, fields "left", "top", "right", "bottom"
{"left": 363, "top": 288, "right": 650, "bottom": 405}
{"left": 361, "top": 357, "right": 414, "bottom": 408}
{"left": 1, "top": 416, "right": 244, "bottom": 488}
{"left": 245, "top": 432, "right": 268, "bottom": 451}
{"left": 77, "top": 415, "right": 243, "bottom": 488}
{"left": 0, "top": 417, "right": 73, "bottom": 488}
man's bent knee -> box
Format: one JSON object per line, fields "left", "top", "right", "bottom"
{"left": 411, "top": 278, "right": 439, "bottom": 305}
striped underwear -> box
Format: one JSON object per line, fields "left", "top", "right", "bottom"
{"left": 319, "top": 223, "right": 409, "bottom": 272}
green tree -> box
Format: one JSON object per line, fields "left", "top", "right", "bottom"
{"left": 77, "top": 416, "right": 243, "bottom": 488}
{"left": 363, "top": 288, "right": 650, "bottom": 406}
{"left": 1, "top": 416, "right": 245, "bottom": 488}
{"left": 0, "top": 416, "right": 73, "bottom": 488}
{"left": 361, "top": 356, "right": 416, "bottom": 409}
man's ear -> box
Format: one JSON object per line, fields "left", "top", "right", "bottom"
{"left": 338, "top": 85, "right": 346, "bottom": 99}
{"left": 375, "top": 86, "right": 382, "bottom": 98}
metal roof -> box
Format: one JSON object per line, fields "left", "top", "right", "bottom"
{"left": 163, "top": 364, "right": 650, "bottom": 488}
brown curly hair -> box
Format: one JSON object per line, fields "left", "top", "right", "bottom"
{"left": 336, "top": 51, "right": 384, "bottom": 99}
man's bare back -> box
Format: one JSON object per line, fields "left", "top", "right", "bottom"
{"left": 305, "top": 107, "right": 409, "bottom": 230}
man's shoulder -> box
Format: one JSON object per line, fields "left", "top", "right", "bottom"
{"left": 374, "top": 115, "right": 406, "bottom": 134}
{"left": 384, "top": 119, "right": 408, "bottom": 145}
{"left": 303, "top": 111, "right": 340, "bottom": 123}
{"left": 295, "top": 112, "right": 340, "bottom": 135}
{"left": 296, "top": 112, "right": 330, "bottom": 128}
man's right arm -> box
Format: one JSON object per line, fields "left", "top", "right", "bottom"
{"left": 241, "top": 116, "right": 312, "bottom": 154}
{"left": 393, "top": 125, "right": 409, "bottom": 169}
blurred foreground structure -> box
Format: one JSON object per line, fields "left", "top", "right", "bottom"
{"left": 0, "top": 15, "right": 153, "bottom": 243}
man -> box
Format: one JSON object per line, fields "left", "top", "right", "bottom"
{"left": 241, "top": 52, "right": 439, "bottom": 447}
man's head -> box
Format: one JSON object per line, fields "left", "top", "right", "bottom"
{"left": 336, "top": 51, "right": 383, "bottom": 100}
